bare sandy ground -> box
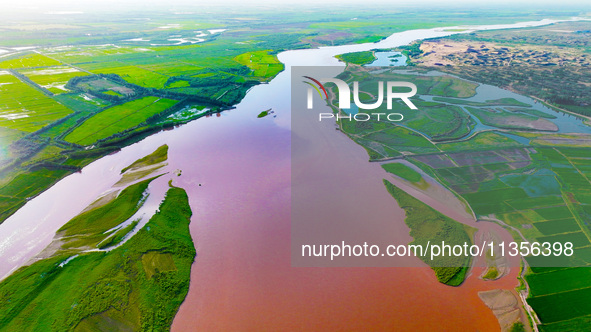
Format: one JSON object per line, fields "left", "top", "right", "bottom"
{"left": 479, "top": 289, "right": 532, "bottom": 332}
{"left": 416, "top": 41, "right": 467, "bottom": 66}
{"left": 416, "top": 40, "right": 588, "bottom": 67}
{"left": 477, "top": 228, "right": 510, "bottom": 280}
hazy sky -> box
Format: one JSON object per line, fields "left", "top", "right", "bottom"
{"left": 2, "top": 0, "right": 589, "bottom": 19}
{"left": 6, "top": 0, "right": 591, "bottom": 7}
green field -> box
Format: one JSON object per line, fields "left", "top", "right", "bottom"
{"left": 528, "top": 287, "right": 591, "bottom": 324}
{"left": 505, "top": 107, "right": 557, "bottom": 119}
{"left": 78, "top": 63, "right": 170, "bottom": 89}
{"left": 438, "top": 131, "right": 523, "bottom": 152}
{"left": 233, "top": 50, "right": 283, "bottom": 79}
{"left": 0, "top": 53, "right": 61, "bottom": 69}
{"left": 533, "top": 218, "right": 581, "bottom": 235}
{"left": 527, "top": 268, "right": 591, "bottom": 297}
{"left": 363, "top": 126, "right": 438, "bottom": 155}
{"left": 382, "top": 162, "right": 422, "bottom": 182}
{"left": 121, "top": 144, "right": 168, "bottom": 174}
{"left": 64, "top": 97, "right": 178, "bottom": 145}
{"left": 402, "top": 100, "right": 474, "bottom": 141}
{"left": 0, "top": 72, "right": 73, "bottom": 132}
{"left": 19, "top": 66, "right": 88, "bottom": 94}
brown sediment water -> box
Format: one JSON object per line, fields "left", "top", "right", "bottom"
{"left": 169, "top": 105, "right": 520, "bottom": 331}
{"left": 170, "top": 65, "right": 521, "bottom": 332}
{"left": 0, "top": 19, "right": 565, "bottom": 331}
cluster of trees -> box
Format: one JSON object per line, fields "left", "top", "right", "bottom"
{"left": 67, "top": 73, "right": 232, "bottom": 108}
{"left": 396, "top": 42, "right": 423, "bottom": 64}
{"left": 28, "top": 161, "right": 80, "bottom": 172}
{"left": 8, "top": 137, "right": 48, "bottom": 163}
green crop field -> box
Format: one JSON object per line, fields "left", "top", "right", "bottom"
{"left": 528, "top": 287, "right": 591, "bottom": 324}
{"left": 527, "top": 268, "right": 591, "bottom": 297}
{"left": 382, "top": 162, "right": 422, "bottom": 182}
{"left": 534, "top": 206, "right": 574, "bottom": 220}
{"left": 507, "top": 196, "right": 565, "bottom": 211}
{"left": 138, "top": 62, "right": 203, "bottom": 76}
{"left": 19, "top": 66, "right": 88, "bottom": 94}
{"left": 438, "top": 132, "right": 523, "bottom": 152}
{"left": 78, "top": 63, "right": 170, "bottom": 89}
{"left": 402, "top": 100, "right": 474, "bottom": 141}
{"left": 537, "top": 232, "right": 590, "bottom": 249}
{"left": 64, "top": 97, "right": 178, "bottom": 145}
{"left": 233, "top": 50, "right": 284, "bottom": 79}
{"left": 0, "top": 71, "right": 73, "bottom": 132}
{"left": 0, "top": 53, "right": 61, "bottom": 69}
{"left": 533, "top": 218, "right": 581, "bottom": 235}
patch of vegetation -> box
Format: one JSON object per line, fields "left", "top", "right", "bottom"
{"left": 97, "top": 218, "right": 140, "bottom": 250}
{"left": 0, "top": 168, "right": 70, "bottom": 222}
{"left": 233, "top": 50, "right": 283, "bottom": 79}
{"left": 64, "top": 97, "right": 178, "bottom": 145}
{"left": 58, "top": 178, "right": 153, "bottom": 249}
{"left": 396, "top": 42, "right": 423, "bottom": 62}
{"left": 528, "top": 286, "right": 591, "bottom": 324}
{"left": 382, "top": 162, "right": 422, "bottom": 182}
{"left": 510, "top": 322, "right": 526, "bottom": 332}
{"left": 383, "top": 180, "right": 474, "bottom": 286}
{"left": 504, "top": 107, "right": 557, "bottom": 119}
{"left": 0, "top": 53, "right": 61, "bottom": 69}
{"left": 336, "top": 51, "right": 376, "bottom": 65}
{"left": 0, "top": 72, "right": 73, "bottom": 132}
{"left": 121, "top": 144, "right": 168, "bottom": 174}
{"left": 438, "top": 131, "right": 523, "bottom": 152}
{"left": 526, "top": 268, "right": 591, "bottom": 297}
{"left": 482, "top": 266, "right": 499, "bottom": 280}
{"left": 19, "top": 66, "right": 88, "bottom": 95}
{"left": 0, "top": 185, "right": 195, "bottom": 331}
{"left": 362, "top": 126, "right": 439, "bottom": 155}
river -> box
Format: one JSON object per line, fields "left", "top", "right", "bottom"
{"left": 0, "top": 18, "right": 572, "bottom": 331}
